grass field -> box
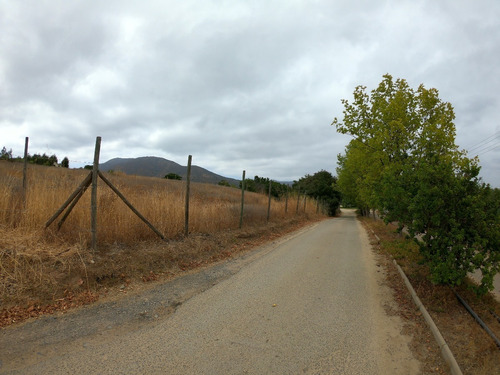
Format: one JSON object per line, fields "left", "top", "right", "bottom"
{"left": 0, "top": 161, "right": 325, "bottom": 323}
{"left": 0, "top": 161, "right": 320, "bottom": 243}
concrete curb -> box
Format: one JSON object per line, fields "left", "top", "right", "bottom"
{"left": 393, "top": 260, "right": 463, "bottom": 375}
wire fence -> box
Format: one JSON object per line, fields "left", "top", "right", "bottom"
{"left": 0, "top": 137, "right": 325, "bottom": 250}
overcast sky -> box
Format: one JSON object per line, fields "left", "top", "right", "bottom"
{"left": 1, "top": 1, "right": 499, "bottom": 185}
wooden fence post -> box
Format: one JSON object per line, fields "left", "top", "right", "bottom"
{"left": 296, "top": 190, "right": 300, "bottom": 214}
{"left": 91, "top": 136, "right": 101, "bottom": 251}
{"left": 267, "top": 180, "right": 272, "bottom": 223}
{"left": 184, "top": 155, "right": 192, "bottom": 237}
{"left": 239, "top": 170, "right": 245, "bottom": 229}
{"left": 45, "top": 136, "right": 166, "bottom": 244}
{"left": 22, "top": 137, "right": 29, "bottom": 209}
{"left": 285, "top": 187, "right": 289, "bottom": 214}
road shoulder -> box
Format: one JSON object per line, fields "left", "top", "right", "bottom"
{"left": 0, "top": 222, "right": 320, "bottom": 371}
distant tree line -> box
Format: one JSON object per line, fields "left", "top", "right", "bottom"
{"left": 292, "top": 170, "right": 342, "bottom": 216}
{"left": 0, "top": 146, "right": 69, "bottom": 168}
{"left": 164, "top": 173, "right": 182, "bottom": 180}
{"left": 239, "top": 176, "right": 288, "bottom": 198}
{"left": 217, "top": 180, "right": 232, "bottom": 187}
{"left": 0, "top": 147, "right": 14, "bottom": 161}
{"left": 235, "top": 172, "right": 341, "bottom": 216}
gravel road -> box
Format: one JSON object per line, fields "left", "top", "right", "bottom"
{"left": 1, "top": 209, "right": 421, "bottom": 374}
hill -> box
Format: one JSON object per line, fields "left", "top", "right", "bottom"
{"left": 99, "top": 156, "right": 240, "bottom": 186}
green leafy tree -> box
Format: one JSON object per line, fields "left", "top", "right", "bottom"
{"left": 252, "top": 176, "right": 269, "bottom": 194}
{"left": 336, "top": 141, "right": 380, "bottom": 215}
{"left": 240, "top": 178, "right": 256, "bottom": 192}
{"left": 61, "top": 157, "right": 69, "bottom": 168}
{"left": 28, "top": 153, "right": 58, "bottom": 166}
{"left": 293, "top": 170, "right": 341, "bottom": 216}
{"left": 218, "top": 180, "right": 231, "bottom": 187}
{"left": 0, "top": 147, "right": 13, "bottom": 161}
{"left": 48, "top": 154, "right": 58, "bottom": 166}
{"left": 334, "top": 74, "right": 499, "bottom": 293}
{"left": 164, "top": 173, "right": 182, "bottom": 180}
{"left": 268, "top": 179, "right": 288, "bottom": 199}
{"left": 239, "top": 176, "right": 288, "bottom": 199}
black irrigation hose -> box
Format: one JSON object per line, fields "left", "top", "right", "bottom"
{"left": 453, "top": 290, "right": 500, "bottom": 349}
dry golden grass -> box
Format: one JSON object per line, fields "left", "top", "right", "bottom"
{"left": 0, "top": 161, "right": 325, "bottom": 318}
{"left": 0, "top": 161, "right": 321, "bottom": 244}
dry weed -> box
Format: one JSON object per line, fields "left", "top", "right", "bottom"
{"left": 0, "top": 161, "right": 325, "bottom": 323}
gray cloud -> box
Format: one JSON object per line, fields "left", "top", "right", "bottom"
{"left": 1, "top": 0, "right": 499, "bottom": 185}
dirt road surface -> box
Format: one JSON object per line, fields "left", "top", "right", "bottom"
{"left": 1, "top": 209, "right": 421, "bottom": 374}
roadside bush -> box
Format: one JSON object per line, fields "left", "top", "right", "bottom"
{"left": 334, "top": 74, "right": 500, "bottom": 294}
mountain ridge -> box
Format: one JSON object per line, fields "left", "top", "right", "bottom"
{"left": 99, "top": 156, "right": 240, "bottom": 186}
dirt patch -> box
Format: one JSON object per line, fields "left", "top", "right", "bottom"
{"left": 1, "top": 217, "right": 320, "bottom": 328}
{"left": 361, "top": 217, "right": 500, "bottom": 375}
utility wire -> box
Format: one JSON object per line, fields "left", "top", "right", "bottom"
{"left": 474, "top": 143, "right": 500, "bottom": 156}
{"left": 469, "top": 138, "right": 500, "bottom": 154}
{"left": 468, "top": 130, "right": 500, "bottom": 148}
{"left": 469, "top": 141, "right": 500, "bottom": 156}
{"left": 466, "top": 130, "right": 500, "bottom": 156}
{"left": 468, "top": 131, "right": 500, "bottom": 153}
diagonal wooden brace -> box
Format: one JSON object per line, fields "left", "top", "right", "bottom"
{"left": 45, "top": 172, "right": 93, "bottom": 228}
{"left": 98, "top": 171, "right": 166, "bottom": 241}
{"left": 57, "top": 176, "right": 92, "bottom": 231}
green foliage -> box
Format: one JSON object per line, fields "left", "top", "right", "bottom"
{"left": 218, "top": 179, "right": 231, "bottom": 187}
{"left": 381, "top": 238, "right": 421, "bottom": 262}
{"left": 1, "top": 146, "right": 66, "bottom": 167}
{"left": 240, "top": 178, "right": 256, "bottom": 192}
{"left": 239, "top": 176, "right": 288, "bottom": 199}
{"left": 164, "top": 173, "right": 182, "bottom": 180}
{"left": 336, "top": 142, "right": 380, "bottom": 213}
{"left": 293, "top": 170, "right": 341, "bottom": 216}
{"left": 1, "top": 147, "right": 13, "bottom": 161}
{"left": 28, "top": 153, "right": 58, "bottom": 166}
{"left": 334, "top": 74, "right": 500, "bottom": 294}
{"left": 61, "top": 157, "right": 69, "bottom": 168}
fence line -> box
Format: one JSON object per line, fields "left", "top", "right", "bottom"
{"left": 239, "top": 170, "right": 246, "bottom": 229}
{"left": 184, "top": 155, "right": 192, "bottom": 237}
{"left": 90, "top": 136, "right": 101, "bottom": 250}
{"left": 2, "top": 136, "right": 326, "bottom": 249}
{"left": 266, "top": 180, "right": 272, "bottom": 223}
{"left": 22, "top": 137, "right": 28, "bottom": 209}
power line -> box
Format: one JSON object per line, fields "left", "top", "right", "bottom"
{"left": 465, "top": 130, "right": 500, "bottom": 157}
{"left": 467, "top": 131, "right": 500, "bottom": 153}
{"left": 468, "top": 130, "right": 500, "bottom": 149}
{"left": 474, "top": 143, "right": 500, "bottom": 156}
{"left": 469, "top": 137, "right": 500, "bottom": 153}
{"left": 469, "top": 140, "right": 500, "bottom": 156}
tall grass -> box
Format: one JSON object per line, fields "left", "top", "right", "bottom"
{"left": 0, "top": 161, "right": 326, "bottom": 312}
{"left": 0, "top": 161, "right": 323, "bottom": 248}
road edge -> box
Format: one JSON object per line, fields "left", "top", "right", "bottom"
{"left": 392, "top": 259, "right": 463, "bottom": 375}
{"left": 0, "top": 221, "right": 322, "bottom": 364}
